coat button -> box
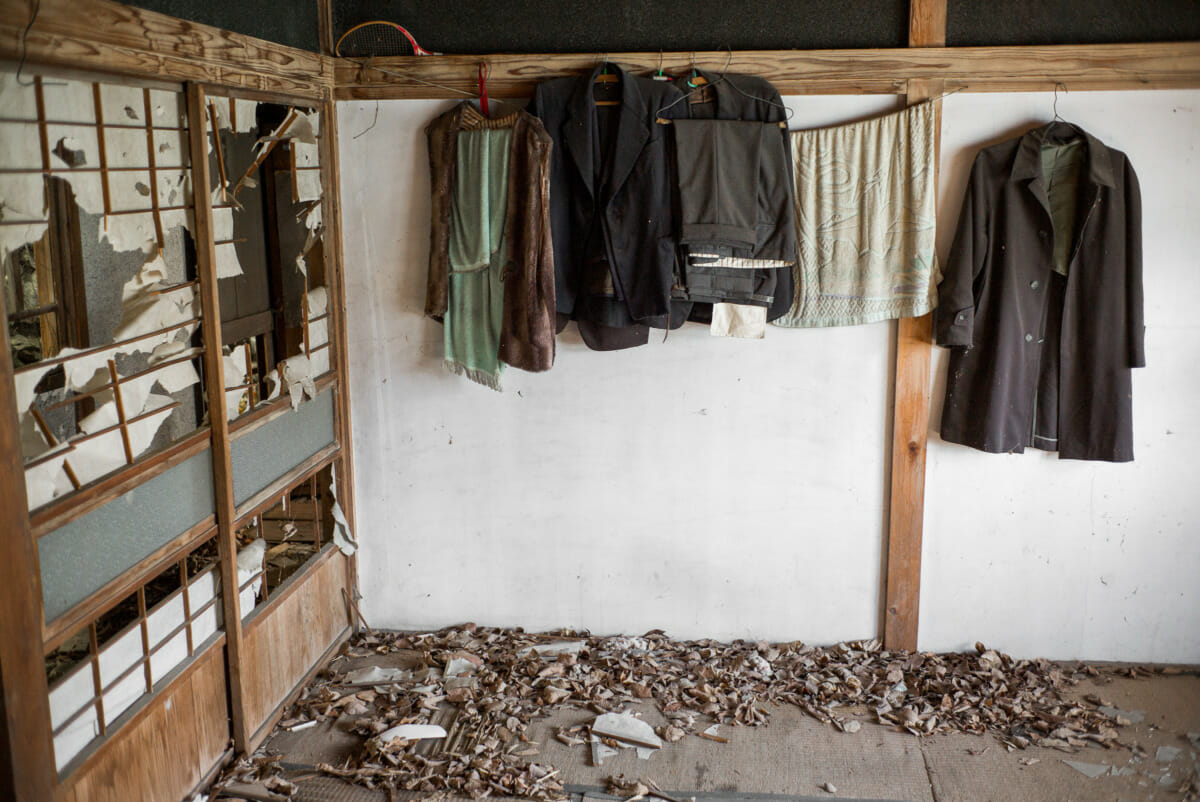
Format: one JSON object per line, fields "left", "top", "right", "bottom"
{"left": 1039, "top": 230, "right": 1048, "bottom": 238}
{"left": 1025, "top": 333, "right": 1034, "bottom": 342}
{"left": 956, "top": 312, "right": 966, "bottom": 322}
{"left": 1030, "top": 280, "right": 1040, "bottom": 290}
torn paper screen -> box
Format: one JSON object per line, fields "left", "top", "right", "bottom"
{"left": 214, "top": 241, "right": 244, "bottom": 279}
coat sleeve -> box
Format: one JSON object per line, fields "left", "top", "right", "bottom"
{"left": 934, "top": 155, "right": 990, "bottom": 347}
{"left": 1124, "top": 159, "right": 1146, "bottom": 368}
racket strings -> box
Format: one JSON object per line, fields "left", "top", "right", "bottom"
{"left": 337, "top": 24, "right": 416, "bottom": 58}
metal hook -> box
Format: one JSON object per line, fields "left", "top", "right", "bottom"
{"left": 1053, "top": 82, "right": 1068, "bottom": 122}
{"left": 600, "top": 52, "right": 609, "bottom": 74}
{"left": 657, "top": 50, "right": 665, "bottom": 76}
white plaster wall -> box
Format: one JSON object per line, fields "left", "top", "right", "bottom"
{"left": 919, "top": 91, "right": 1200, "bottom": 662}
{"left": 338, "top": 90, "right": 1200, "bottom": 660}
{"left": 339, "top": 96, "right": 899, "bottom": 644}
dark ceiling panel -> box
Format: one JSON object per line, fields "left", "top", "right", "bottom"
{"left": 948, "top": 0, "right": 1200, "bottom": 46}
{"left": 331, "top": 1, "right": 910, "bottom": 55}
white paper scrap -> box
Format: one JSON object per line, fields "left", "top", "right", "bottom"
{"left": 214, "top": 241, "right": 244, "bottom": 279}
{"left": 378, "top": 724, "right": 446, "bottom": 743}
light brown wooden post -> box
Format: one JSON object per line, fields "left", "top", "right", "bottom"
{"left": 318, "top": 0, "right": 335, "bottom": 57}
{"left": 186, "top": 82, "right": 251, "bottom": 752}
{"left": 320, "top": 92, "right": 361, "bottom": 624}
{"left": 0, "top": 315, "right": 56, "bottom": 800}
{"left": 883, "top": 0, "right": 946, "bottom": 651}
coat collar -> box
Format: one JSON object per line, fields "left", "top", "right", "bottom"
{"left": 563, "top": 64, "right": 652, "bottom": 202}
{"left": 1010, "top": 121, "right": 1116, "bottom": 188}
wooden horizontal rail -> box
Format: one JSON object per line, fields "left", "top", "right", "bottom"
{"left": 32, "top": 429, "right": 212, "bottom": 537}
{"left": 0, "top": 0, "right": 330, "bottom": 98}
{"left": 333, "top": 41, "right": 1200, "bottom": 99}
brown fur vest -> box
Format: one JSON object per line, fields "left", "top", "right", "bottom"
{"left": 425, "top": 103, "right": 556, "bottom": 373}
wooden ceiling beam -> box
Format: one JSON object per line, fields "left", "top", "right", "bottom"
{"left": 333, "top": 41, "right": 1200, "bottom": 99}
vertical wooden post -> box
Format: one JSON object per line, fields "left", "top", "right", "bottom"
{"left": 318, "top": 0, "right": 335, "bottom": 57}
{"left": 186, "top": 82, "right": 250, "bottom": 753}
{"left": 320, "top": 92, "right": 361, "bottom": 625}
{"left": 883, "top": 0, "right": 946, "bottom": 651}
{"left": 0, "top": 314, "right": 56, "bottom": 800}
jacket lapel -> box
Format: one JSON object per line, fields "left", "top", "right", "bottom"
{"left": 605, "top": 67, "right": 651, "bottom": 207}
{"left": 563, "top": 70, "right": 597, "bottom": 199}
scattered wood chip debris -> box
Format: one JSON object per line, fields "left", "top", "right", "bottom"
{"left": 211, "top": 625, "right": 1156, "bottom": 800}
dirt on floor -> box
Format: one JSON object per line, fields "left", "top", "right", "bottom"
{"left": 203, "top": 626, "right": 1200, "bottom": 802}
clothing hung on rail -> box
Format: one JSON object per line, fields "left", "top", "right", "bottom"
{"left": 935, "top": 121, "right": 1145, "bottom": 462}
{"left": 529, "top": 64, "right": 689, "bottom": 351}
{"left": 425, "top": 103, "right": 556, "bottom": 388}
{"left": 667, "top": 70, "right": 796, "bottom": 338}
{"left": 776, "top": 100, "right": 938, "bottom": 328}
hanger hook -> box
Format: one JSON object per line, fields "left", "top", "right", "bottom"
{"left": 690, "top": 51, "right": 696, "bottom": 74}
{"left": 722, "top": 45, "right": 733, "bottom": 77}
{"left": 1053, "top": 81, "right": 1067, "bottom": 121}
{"left": 657, "top": 50, "right": 664, "bottom": 76}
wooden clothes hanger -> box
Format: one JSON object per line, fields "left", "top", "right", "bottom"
{"left": 594, "top": 54, "right": 620, "bottom": 106}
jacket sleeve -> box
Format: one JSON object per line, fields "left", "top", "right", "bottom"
{"left": 935, "top": 155, "right": 990, "bottom": 347}
{"left": 1125, "top": 159, "right": 1146, "bottom": 368}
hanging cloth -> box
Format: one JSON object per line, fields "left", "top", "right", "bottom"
{"left": 776, "top": 100, "right": 938, "bottom": 328}
{"left": 444, "top": 125, "right": 513, "bottom": 390}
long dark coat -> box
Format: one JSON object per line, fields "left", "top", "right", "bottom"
{"left": 934, "top": 123, "right": 1145, "bottom": 462}
{"left": 529, "top": 65, "right": 686, "bottom": 325}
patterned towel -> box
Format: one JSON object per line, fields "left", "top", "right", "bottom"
{"left": 775, "top": 101, "right": 938, "bottom": 328}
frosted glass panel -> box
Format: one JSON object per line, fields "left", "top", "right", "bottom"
{"left": 39, "top": 450, "right": 216, "bottom": 622}
{"left": 230, "top": 389, "right": 335, "bottom": 506}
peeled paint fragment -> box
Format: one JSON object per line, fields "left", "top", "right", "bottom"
{"left": 1062, "top": 760, "right": 1110, "bottom": 779}
{"left": 329, "top": 471, "right": 358, "bottom": 556}
{"left": 343, "top": 666, "right": 411, "bottom": 686}
{"left": 590, "top": 736, "right": 618, "bottom": 767}
{"left": 444, "top": 657, "right": 478, "bottom": 678}
{"left": 1156, "top": 746, "right": 1182, "bottom": 763}
{"left": 518, "top": 640, "right": 586, "bottom": 658}
{"left": 378, "top": 724, "right": 447, "bottom": 743}
{"left": 592, "top": 712, "right": 662, "bottom": 750}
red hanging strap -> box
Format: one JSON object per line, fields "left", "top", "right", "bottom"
{"left": 478, "top": 62, "right": 490, "bottom": 118}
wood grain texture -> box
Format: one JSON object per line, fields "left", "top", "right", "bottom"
{"left": 883, "top": 46, "right": 943, "bottom": 650}
{"left": 333, "top": 41, "right": 1200, "bottom": 99}
{"left": 56, "top": 643, "right": 228, "bottom": 802}
{"left": 187, "top": 82, "right": 250, "bottom": 754}
{"left": 909, "top": 0, "right": 948, "bottom": 48}
{"left": 320, "top": 93, "right": 361, "bottom": 614}
{"left": 0, "top": 292, "right": 55, "bottom": 802}
{"left": 240, "top": 548, "right": 349, "bottom": 738}
{"left": 0, "top": 0, "right": 330, "bottom": 98}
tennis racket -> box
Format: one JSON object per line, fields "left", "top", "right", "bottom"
{"left": 335, "top": 21, "right": 440, "bottom": 57}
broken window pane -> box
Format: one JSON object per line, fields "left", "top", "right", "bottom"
{"left": 205, "top": 95, "right": 332, "bottom": 421}
{"left": 235, "top": 464, "right": 336, "bottom": 615}
{"left": 44, "top": 533, "right": 222, "bottom": 772}
{"left": 2, "top": 69, "right": 208, "bottom": 511}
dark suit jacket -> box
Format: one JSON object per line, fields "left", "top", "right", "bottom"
{"left": 935, "top": 123, "right": 1145, "bottom": 462}
{"left": 529, "top": 65, "right": 687, "bottom": 325}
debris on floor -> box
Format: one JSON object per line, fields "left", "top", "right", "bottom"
{"left": 208, "top": 625, "right": 1173, "bottom": 800}
{"left": 1062, "top": 759, "right": 1111, "bottom": 778}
